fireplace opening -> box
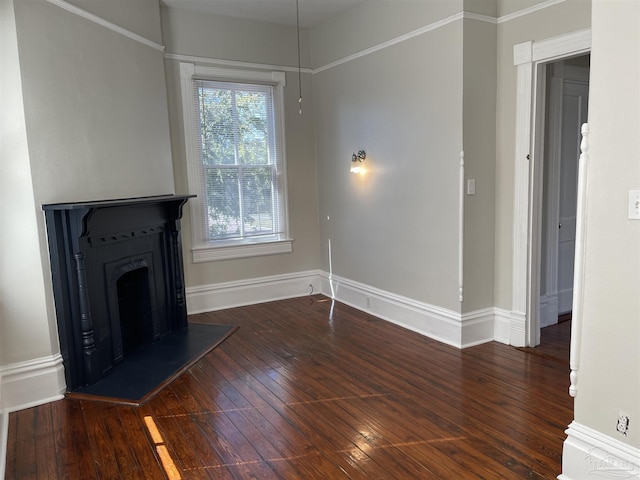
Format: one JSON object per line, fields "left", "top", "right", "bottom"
{"left": 117, "top": 267, "right": 153, "bottom": 359}
{"left": 106, "top": 254, "right": 163, "bottom": 367}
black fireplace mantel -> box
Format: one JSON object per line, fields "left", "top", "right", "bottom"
{"left": 43, "top": 194, "right": 194, "bottom": 390}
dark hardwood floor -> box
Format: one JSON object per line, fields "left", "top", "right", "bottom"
{"left": 5, "top": 296, "right": 573, "bottom": 479}
{"left": 518, "top": 318, "right": 571, "bottom": 365}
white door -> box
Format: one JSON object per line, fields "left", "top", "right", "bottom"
{"left": 540, "top": 62, "right": 589, "bottom": 327}
{"left": 557, "top": 81, "right": 589, "bottom": 314}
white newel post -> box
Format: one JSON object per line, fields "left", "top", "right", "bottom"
{"left": 459, "top": 151, "right": 464, "bottom": 303}
{"left": 568, "top": 122, "right": 589, "bottom": 398}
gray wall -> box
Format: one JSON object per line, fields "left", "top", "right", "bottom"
{"left": 312, "top": 4, "right": 465, "bottom": 312}
{"left": 161, "top": 6, "right": 309, "bottom": 66}
{"left": 0, "top": 0, "right": 52, "bottom": 367}
{"left": 575, "top": 0, "right": 639, "bottom": 449}
{"left": 2, "top": 0, "right": 175, "bottom": 368}
{"left": 462, "top": 18, "right": 497, "bottom": 312}
{"left": 310, "top": 0, "right": 462, "bottom": 67}
{"left": 16, "top": 1, "right": 174, "bottom": 205}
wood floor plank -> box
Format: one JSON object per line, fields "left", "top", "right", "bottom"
{"left": 34, "top": 403, "right": 57, "bottom": 480}
{"left": 50, "top": 400, "right": 82, "bottom": 480}
{"left": 195, "top": 355, "right": 325, "bottom": 462}
{"left": 66, "top": 400, "right": 99, "bottom": 480}
{"left": 135, "top": 403, "right": 193, "bottom": 480}
{"left": 168, "top": 374, "right": 283, "bottom": 479}
{"left": 203, "top": 349, "right": 402, "bottom": 478}
{"left": 99, "top": 406, "right": 149, "bottom": 480}
{"left": 14, "top": 408, "right": 37, "bottom": 480}
{"left": 115, "top": 407, "right": 167, "bottom": 480}
{"left": 79, "top": 402, "right": 123, "bottom": 480}
{"left": 144, "top": 389, "right": 222, "bottom": 478}
{"left": 5, "top": 296, "right": 573, "bottom": 479}
{"left": 5, "top": 410, "right": 18, "bottom": 479}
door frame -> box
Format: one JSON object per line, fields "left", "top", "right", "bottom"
{"left": 510, "top": 29, "right": 591, "bottom": 347}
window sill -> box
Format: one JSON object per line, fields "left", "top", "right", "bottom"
{"left": 191, "top": 238, "right": 293, "bottom": 263}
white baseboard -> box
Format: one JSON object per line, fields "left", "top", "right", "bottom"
{"left": 319, "top": 273, "right": 495, "bottom": 348}
{"left": 509, "top": 311, "right": 527, "bottom": 347}
{"left": 186, "top": 270, "right": 503, "bottom": 348}
{"left": 559, "top": 421, "right": 640, "bottom": 479}
{"left": 185, "top": 270, "right": 323, "bottom": 314}
{"left": 461, "top": 308, "right": 499, "bottom": 347}
{"left": 493, "top": 308, "right": 512, "bottom": 344}
{"left": 0, "top": 354, "right": 66, "bottom": 413}
{"left": 540, "top": 293, "right": 559, "bottom": 328}
{"left": 558, "top": 288, "right": 573, "bottom": 315}
{"left": 490, "top": 307, "right": 526, "bottom": 347}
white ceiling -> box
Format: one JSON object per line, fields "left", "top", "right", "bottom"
{"left": 160, "top": 0, "right": 369, "bottom": 27}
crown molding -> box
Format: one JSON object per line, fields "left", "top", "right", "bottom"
{"left": 166, "top": 53, "right": 312, "bottom": 74}
{"left": 498, "top": 0, "right": 567, "bottom": 24}
{"left": 45, "top": 0, "right": 164, "bottom": 52}
{"left": 313, "top": 0, "right": 570, "bottom": 74}
{"left": 464, "top": 12, "right": 498, "bottom": 24}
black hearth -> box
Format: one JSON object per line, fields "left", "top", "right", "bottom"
{"left": 43, "top": 195, "right": 194, "bottom": 390}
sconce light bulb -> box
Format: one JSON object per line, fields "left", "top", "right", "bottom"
{"left": 350, "top": 150, "right": 366, "bottom": 173}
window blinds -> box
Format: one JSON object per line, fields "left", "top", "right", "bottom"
{"left": 192, "top": 79, "right": 285, "bottom": 242}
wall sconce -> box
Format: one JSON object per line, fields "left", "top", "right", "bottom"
{"left": 350, "top": 150, "right": 366, "bottom": 173}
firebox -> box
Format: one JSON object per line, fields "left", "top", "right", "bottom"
{"left": 42, "top": 195, "right": 194, "bottom": 390}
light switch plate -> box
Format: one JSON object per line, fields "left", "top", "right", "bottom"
{"left": 629, "top": 190, "right": 640, "bottom": 220}
{"left": 467, "top": 179, "right": 476, "bottom": 195}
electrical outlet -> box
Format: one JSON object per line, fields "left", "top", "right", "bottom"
{"left": 616, "top": 413, "right": 630, "bottom": 436}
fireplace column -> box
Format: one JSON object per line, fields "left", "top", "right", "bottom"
{"left": 73, "top": 252, "right": 100, "bottom": 384}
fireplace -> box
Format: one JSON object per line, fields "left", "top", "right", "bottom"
{"left": 42, "top": 195, "right": 193, "bottom": 390}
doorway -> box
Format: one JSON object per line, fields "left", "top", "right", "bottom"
{"left": 510, "top": 29, "right": 591, "bottom": 349}
{"left": 538, "top": 55, "right": 590, "bottom": 352}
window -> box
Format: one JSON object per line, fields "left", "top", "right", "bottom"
{"left": 180, "top": 64, "right": 291, "bottom": 262}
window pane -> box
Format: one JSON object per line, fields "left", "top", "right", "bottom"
{"left": 205, "top": 167, "right": 240, "bottom": 239}
{"left": 241, "top": 166, "right": 273, "bottom": 236}
{"left": 198, "top": 87, "right": 234, "bottom": 165}
{"left": 190, "top": 74, "right": 285, "bottom": 246}
{"left": 236, "top": 91, "right": 269, "bottom": 165}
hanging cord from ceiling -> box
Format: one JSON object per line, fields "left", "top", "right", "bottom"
{"left": 296, "top": 0, "right": 303, "bottom": 114}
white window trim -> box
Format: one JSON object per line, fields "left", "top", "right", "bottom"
{"left": 180, "top": 62, "right": 292, "bottom": 262}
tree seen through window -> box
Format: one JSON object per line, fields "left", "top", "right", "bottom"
{"left": 197, "top": 82, "right": 276, "bottom": 240}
